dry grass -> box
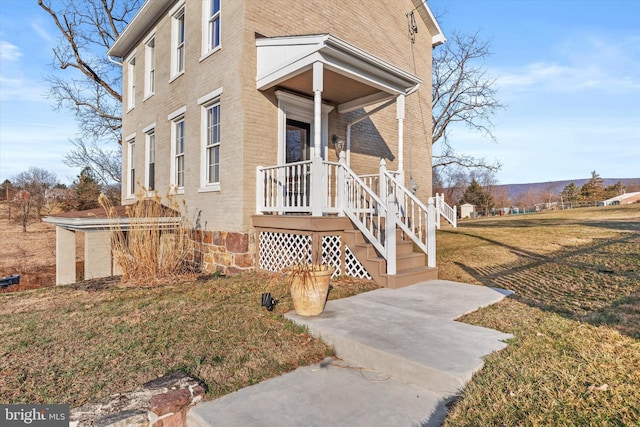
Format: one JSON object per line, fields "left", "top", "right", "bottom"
{"left": 0, "top": 203, "right": 62, "bottom": 291}
{"left": 440, "top": 205, "right": 640, "bottom": 425}
{"left": 99, "top": 192, "right": 195, "bottom": 285}
{"left": 0, "top": 272, "right": 378, "bottom": 406}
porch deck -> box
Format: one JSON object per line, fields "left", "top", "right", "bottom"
{"left": 252, "top": 214, "right": 437, "bottom": 288}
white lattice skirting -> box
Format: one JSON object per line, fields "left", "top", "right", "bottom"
{"left": 258, "top": 231, "right": 371, "bottom": 280}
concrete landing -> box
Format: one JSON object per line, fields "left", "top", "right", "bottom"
{"left": 188, "top": 280, "right": 513, "bottom": 427}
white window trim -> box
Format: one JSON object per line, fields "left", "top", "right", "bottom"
{"left": 169, "top": 107, "right": 186, "bottom": 194}
{"left": 198, "top": 87, "right": 224, "bottom": 192}
{"left": 143, "top": 123, "right": 156, "bottom": 194}
{"left": 125, "top": 133, "right": 136, "bottom": 199}
{"left": 200, "top": 0, "right": 221, "bottom": 61}
{"left": 126, "top": 52, "right": 136, "bottom": 112}
{"left": 170, "top": 2, "right": 186, "bottom": 81}
{"left": 275, "top": 91, "right": 334, "bottom": 165}
{"left": 143, "top": 33, "right": 156, "bottom": 100}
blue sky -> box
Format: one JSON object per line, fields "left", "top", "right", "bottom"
{"left": 0, "top": 1, "right": 638, "bottom": 186}
{"left": 429, "top": 0, "right": 640, "bottom": 184}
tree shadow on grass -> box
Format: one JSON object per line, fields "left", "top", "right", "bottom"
{"left": 452, "top": 229, "right": 640, "bottom": 339}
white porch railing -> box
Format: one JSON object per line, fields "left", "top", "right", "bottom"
{"left": 380, "top": 161, "right": 436, "bottom": 268}
{"left": 256, "top": 154, "right": 437, "bottom": 274}
{"left": 435, "top": 193, "right": 457, "bottom": 228}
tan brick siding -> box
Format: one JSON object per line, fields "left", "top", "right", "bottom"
{"left": 120, "top": 0, "right": 437, "bottom": 238}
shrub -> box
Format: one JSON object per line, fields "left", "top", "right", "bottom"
{"left": 99, "top": 189, "right": 195, "bottom": 285}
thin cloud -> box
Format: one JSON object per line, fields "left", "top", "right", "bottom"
{"left": 495, "top": 33, "right": 640, "bottom": 94}
{"left": 0, "top": 75, "right": 48, "bottom": 102}
{"left": 31, "top": 21, "right": 54, "bottom": 43}
{"left": 0, "top": 40, "right": 22, "bottom": 61}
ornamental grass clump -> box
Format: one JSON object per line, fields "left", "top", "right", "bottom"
{"left": 99, "top": 189, "right": 194, "bottom": 285}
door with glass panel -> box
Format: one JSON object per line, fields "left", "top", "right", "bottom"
{"left": 285, "top": 119, "right": 311, "bottom": 209}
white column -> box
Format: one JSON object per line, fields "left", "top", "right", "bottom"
{"left": 396, "top": 94, "right": 405, "bottom": 174}
{"left": 313, "top": 62, "right": 323, "bottom": 155}
{"left": 84, "top": 230, "right": 113, "bottom": 280}
{"left": 56, "top": 226, "right": 76, "bottom": 285}
{"left": 311, "top": 61, "right": 324, "bottom": 216}
{"left": 427, "top": 197, "right": 437, "bottom": 268}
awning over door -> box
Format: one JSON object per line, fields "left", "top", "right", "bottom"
{"left": 256, "top": 34, "right": 421, "bottom": 113}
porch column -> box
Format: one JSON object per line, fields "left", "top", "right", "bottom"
{"left": 313, "top": 62, "right": 323, "bottom": 154}
{"left": 56, "top": 226, "right": 76, "bottom": 285}
{"left": 396, "top": 94, "right": 405, "bottom": 175}
{"left": 84, "top": 230, "right": 113, "bottom": 280}
{"left": 311, "top": 61, "right": 324, "bottom": 216}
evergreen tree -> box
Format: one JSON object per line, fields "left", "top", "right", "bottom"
{"left": 560, "top": 182, "right": 580, "bottom": 208}
{"left": 73, "top": 167, "right": 102, "bottom": 211}
{"left": 459, "top": 179, "right": 494, "bottom": 215}
{"left": 604, "top": 181, "right": 627, "bottom": 199}
{"left": 580, "top": 171, "right": 605, "bottom": 206}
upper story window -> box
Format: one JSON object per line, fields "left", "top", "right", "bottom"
{"left": 127, "top": 55, "right": 136, "bottom": 110}
{"left": 144, "top": 36, "right": 155, "bottom": 98}
{"left": 202, "top": 0, "right": 220, "bottom": 57}
{"left": 171, "top": 4, "right": 186, "bottom": 79}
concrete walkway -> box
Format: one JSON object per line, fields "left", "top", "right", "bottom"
{"left": 188, "top": 280, "right": 513, "bottom": 427}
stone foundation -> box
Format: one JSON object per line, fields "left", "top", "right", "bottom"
{"left": 186, "top": 230, "right": 255, "bottom": 275}
{"left": 70, "top": 372, "right": 205, "bottom": 427}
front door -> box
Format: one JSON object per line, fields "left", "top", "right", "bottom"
{"left": 285, "top": 119, "right": 310, "bottom": 163}
{"left": 285, "top": 119, "right": 311, "bottom": 208}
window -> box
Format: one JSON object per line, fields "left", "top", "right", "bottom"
{"left": 171, "top": 5, "right": 186, "bottom": 77}
{"left": 127, "top": 55, "right": 136, "bottom": 110}
{"left": 198, "top": 87, "right": 223, "bottom": 191}
{"left": 144, "top": 37, "right": 155, "bottom": 97}
{"left": 175, "top": 119, "right": 185, "bottom": 187}
{"left": 205, "top": 103, "right": 220, "bottom": 185}
{"left": 202, "top": 0, "right": 221, "bottom": 56}
{"left": 168, "top": 106, "right": 186, "bottom": 191}
{"left": 126, "top": 134, "right": 136, "bottom": 197}
{"left": 144, "top": 125, "right": 156, "bottom": 191}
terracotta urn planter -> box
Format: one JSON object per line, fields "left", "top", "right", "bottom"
{"left": 287, "top": 265, "right": 335, "bottom": 316}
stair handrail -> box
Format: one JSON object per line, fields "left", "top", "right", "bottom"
{"left": 435, "top": 193, "right": 457, "bottom": 228}
{"left": 337, "top": 154, "right": 396, "bottom": 274}
{"left": 382, "top": 168, "right": 437, "bottom": 268}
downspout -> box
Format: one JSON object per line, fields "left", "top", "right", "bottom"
{"left": 107, "top": 55, "right": 123, "bottom": 66}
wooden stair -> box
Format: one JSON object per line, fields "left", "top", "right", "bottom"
{"left": 342, "top": 226, "right": 438, "bottom": 289}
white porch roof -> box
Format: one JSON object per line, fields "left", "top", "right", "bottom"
{"left": 256, "top": 34, "right": 421, "bottom": 113}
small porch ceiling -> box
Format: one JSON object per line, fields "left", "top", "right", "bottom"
{"left": 256, "top": 34, "right": 421, "bottom": 113}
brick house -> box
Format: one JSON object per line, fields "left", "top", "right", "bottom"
{"left": 47, "top": 0, "right": 455, "bottom": 287}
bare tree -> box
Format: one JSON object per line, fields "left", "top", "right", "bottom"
{"left": 12, "top": 167, "right": 59, "bottom": 227}
{"left": 38, "top": 0, "right": 143, "bottom": 185}
{"left": 432, "top": 31, "right": 504, "bottom": 172}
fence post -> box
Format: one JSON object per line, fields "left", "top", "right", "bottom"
{"left": 379, "top": 159, "right": 387, "bottom": 218}
{"left": 311, "top": 156, "right": 323, "bottom": 216}
{"left": 386, "top": 200, "right": 397, "bottom": 275}
{"left": 337, "top": 152, "right": 346, "bottom": 216}
{"left": 435, "top": 193, "right": 441, "bottom": 229}
{"left": 256, "top": 166, "right": 264, "bottom": 214}
{"left": 427, "top": 197, "right": 436, "bottom": 268}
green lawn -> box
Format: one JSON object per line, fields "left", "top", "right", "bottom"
{"left": 439, "top": 205, "right": 640, "bottom": 426}
{"left": 2, "top": 204, "right": 639, "bottom": 425}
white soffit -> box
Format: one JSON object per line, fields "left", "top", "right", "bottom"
{"left": 256, "top": 34, "right": 421, "bottom": 98}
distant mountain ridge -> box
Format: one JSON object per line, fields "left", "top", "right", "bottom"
{"left": 496, "top": 178, "right": 640, "bottom": 199}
